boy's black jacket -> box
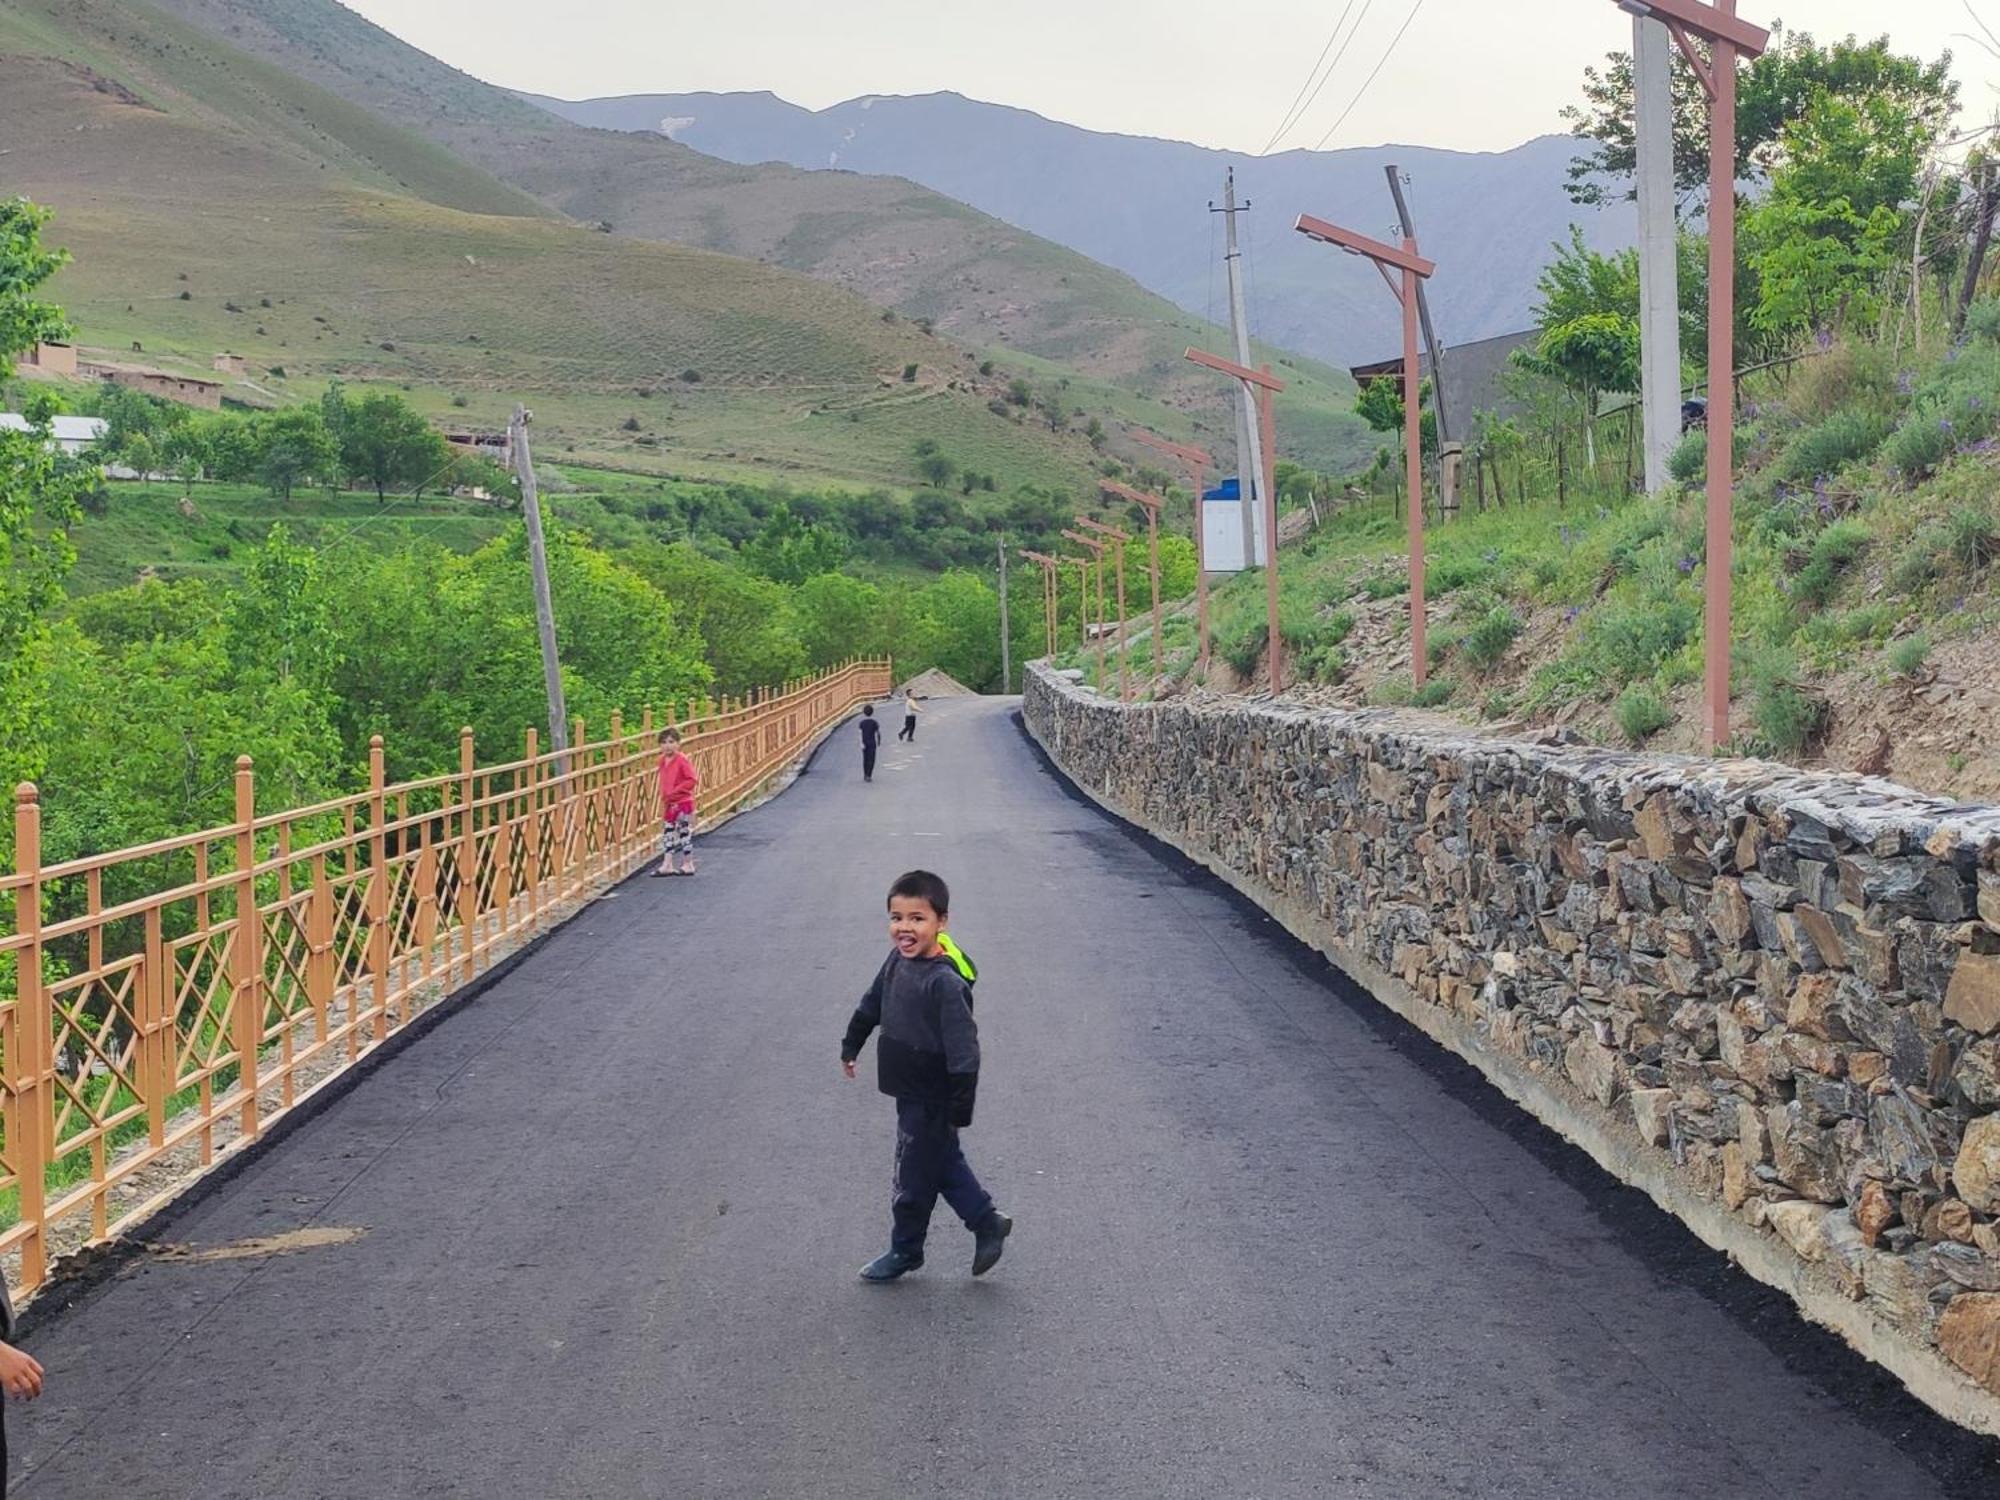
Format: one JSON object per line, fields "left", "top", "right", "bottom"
{"left": 841, "top": 947, "right": 980, "bottom": 1126}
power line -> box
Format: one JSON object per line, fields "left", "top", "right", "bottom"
{"left": 1258, "top": 0, "right": 1369, "bottom": 156}
{"left": 1312, "top": 0, "right": 1428, "bottom": 152}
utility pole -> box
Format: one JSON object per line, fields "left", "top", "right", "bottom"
{"left": 1213, "top": 169, "right": 1268, "bottom": 567}
{"left": 509, "top": 405, "right": 569, "bottom": 763}
{"left": 1384, "top": 165, "right": 1449, "bottom": 445}
{"left": 1633, "top": 14, "right": 1682, "bottom": 492}
{"left": 996, "top": 535, "right": 1012, "bottom": 694}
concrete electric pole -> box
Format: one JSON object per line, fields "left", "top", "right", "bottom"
{"left": 1214, "top": 170, "right": 1269, "bottom": 567}
{"left": 1633, "top": 13, "right": 1683, "bottom": 493}
{"left": 996, "top": 535, "right": 1011, "bottom": 695}
{"left": 508, "top": 405, "right": 569, "bottom": 762}
{"left": 1384, "top": 165, "right": 1449, "bottom": 446}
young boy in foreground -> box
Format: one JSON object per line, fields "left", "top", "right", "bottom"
{"left": 841, "top": 870, "right": 1011, "bottom": 1281}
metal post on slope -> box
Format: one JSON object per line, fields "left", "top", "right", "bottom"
{"left": 996, "top": 535, "right": 1012, "bottom": 694}
{"left": 509, "top": 405, "right": 569, "bottom": 769}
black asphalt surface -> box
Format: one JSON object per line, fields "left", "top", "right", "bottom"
{"left": 11, "top": 696, "right": 1996, "bottom": 1497}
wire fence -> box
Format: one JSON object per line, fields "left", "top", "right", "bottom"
{"left": 0, "top": 657, "right": 891, "bottom": 1295}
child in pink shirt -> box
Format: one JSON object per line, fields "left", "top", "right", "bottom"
{"left": 655, "top": 728, "right": 701, "bottom": 876}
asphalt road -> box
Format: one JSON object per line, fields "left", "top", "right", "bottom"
{"left": 10, "top": 696, "right": 1994, "bottom": 1498}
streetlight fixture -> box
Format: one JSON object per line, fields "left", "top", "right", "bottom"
{"left": 1182, "top": 348, "right": 1290, "bottom": 692}
{"left": 1078, "top": 516, "right": 1133, "bottom": 701}
{"left": 1293, "top": 212, "right": 1439, "bottom": 685}
{"left": 1100, "top": 480, "right": 1166, "bottom": 680}
{"left": 1129, "top": 431, "right": 1214, "bottom": 674}
{"left": 1061, "top": 530, "right": 1109, "bottom": 688}
{"left": 1606, "top": 0, "right": 1769, "bottom": 750}
{"left": 1019, "top": 550, "right": 1061, "bottom": 657}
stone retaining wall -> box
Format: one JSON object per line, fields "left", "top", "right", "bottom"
{"left": 1024, "top": 663, "right": 2000, "bottom": 1433}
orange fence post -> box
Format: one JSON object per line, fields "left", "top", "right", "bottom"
{"left": 232, "top": 756, "right": 262, "bottom": 1137}
{"left": 458, "top": 727, "right": 478, "bottom": 982}
{"left": 141, "top": 904, "right": 167, "bottom": 1151}
{"left": 523, "top": 726, "right": 541, "bottom": 932}
{"left": 11, "top": 784, "right": 48, "bottom": 1286}
{"left": 367, "top": 737, "right": 390, "bottom": 1042}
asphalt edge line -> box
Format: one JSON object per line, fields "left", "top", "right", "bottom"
{"left": 1013, "top": 706, "right": 2000, "bottom": 1490}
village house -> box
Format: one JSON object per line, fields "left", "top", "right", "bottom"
{"left": 0, "top": 412, "right": 109, "bottom": 456}
{"left": 79, "top": 360, "right": 225, "bottom": 411}
{"left": 13, "top": 341, "right": 79, "bottom": 378}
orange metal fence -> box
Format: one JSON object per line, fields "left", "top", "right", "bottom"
{"left": 0, "top": 658, "right": 892, "bottom": 1292}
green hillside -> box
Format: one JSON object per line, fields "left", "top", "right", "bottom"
{"left": 133, "top": 0, "right": 1373, "bottom": 474}
{"left": 0, "top": 5, "right": 1112, "bottom": 493}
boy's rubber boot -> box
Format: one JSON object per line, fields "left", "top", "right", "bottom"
{"left": 972, "top": 1211, "right": 1012, "bottom": 1277}
{"left": 859, "top": 1248, "right": 923, "bottom": 1282}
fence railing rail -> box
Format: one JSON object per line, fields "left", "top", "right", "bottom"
{"left": 0, "top": 658, "right": 892, "bottom": 1291}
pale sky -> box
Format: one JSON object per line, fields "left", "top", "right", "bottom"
{"left": 348, "top": 0, "right": 1992, "bottom": 155}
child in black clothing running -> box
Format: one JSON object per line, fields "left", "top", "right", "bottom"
{"left": 841, "top": 870, "right": 1011, "bottom": 1281}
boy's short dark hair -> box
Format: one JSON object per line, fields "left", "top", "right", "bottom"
{"left": 863, "top": 704, "right": 874, "bottom": 716}
{"left": 887, "top": 869, "right": 949, "bottom": 917}
{"left": 659, "top": 727, "right": 681, "bottom": 745}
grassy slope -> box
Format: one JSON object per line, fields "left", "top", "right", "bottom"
{"left": 0, "top": 5, "right": 1105, "bottom": 495}
{"left": 135, "top": 0, "right": 1375, "bottom": 475}
{"left": 1069, "top": 338, "right": 2000, "bottom": 804}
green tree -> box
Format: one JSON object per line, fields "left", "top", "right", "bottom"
{"left": 632, "top": 541, "right": 806, "bottom": 692}
{"left": 916, "top": 451, "right": 958, "bottom": 489}
{"left": 1523, "top": 313, "right": 1640, "bottom": 468}
{"left": 914, "top": 570, "right": 999, "bottom": 689}
{"left": 0, "top": 201, "right": 90, "bottom": 789}
{"left": 792, "top": 572, "right": 884, "bottom": 668}
{"left": 742, "top": 503, "right": 848, "bottom": 585}
{"left": 1740, "top": 89, "right": 1931, "bottom": 337}
{"left": 339, "top": 391, "right": 451, "bottom": 500}
{"left": 1562, "top": 28, "right": 1957, "bottom": 209}
{"left": 254, "top": 407, "right": 339, "bottom": 499}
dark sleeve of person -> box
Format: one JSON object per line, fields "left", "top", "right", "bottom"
{"left": 841, "top": 954, "right": 892, "bottom": 1062}
{"left": 937, "top": 970, "right": 981, "bottom": 1127}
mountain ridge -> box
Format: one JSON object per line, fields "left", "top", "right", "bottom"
{"left": 532, "top": 87, "right": 1636, "bottom": 374}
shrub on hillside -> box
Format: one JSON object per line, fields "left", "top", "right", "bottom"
{"left": 1575, "top": 597, "right": 1698, "bottom": 684}
{"left": 1746, "top": 648, "right": 1828, "bottom": 758}
{"left": 1613, "top": 685, "right": 1672, "bottom": 744}
{"left": 1362, "top": 571, "right": 1407, "bottom": 600}
{"left": 1427, "top": 554, "right": 1493, "bottom": 595}
{"left": 1668, "top": 430, "right": 1705, "bottom": 485}
{"left": 1775, "top": 410, "right": 1891, "bottom": 484}
{"left": 1947, "top": 502, "right": 1999, "bottom": 571}
{"left": 1792, "top": 520, "right": 1870, "bottom": 608}
{"left": 1885, "top": 415, "right": 1953, "bottom": 482}
{"left": 1411, "top": 679, "right": 1455, "bottom": 708}
{"left": 1886, "top": 634, "right": 1929, "bottom": 677}
{"left": 1965, "top": 299, "right": 2000, "bottom": 345}
{"left": 1460, "top": 605, "right": 1522, "bottom": 668}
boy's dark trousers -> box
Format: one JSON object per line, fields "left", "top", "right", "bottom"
{"left": 891, "top": 1099, "right": 992, "bottom": 1255}
{"left": 899, "top": 715, "right": 916, "bottom": 742}
{"left": 862, "top": 743, "right": 877, "bottom": 780}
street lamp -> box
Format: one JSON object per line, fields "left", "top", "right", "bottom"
{"left": 1182, "top": 349, "right": 1290, "bottom": 692}
{"left": 1293, "top": 212, "right": 1438, "bottom": 685}
{"left": 1129, "top": 431, "right": 1214, "bottom": 675}
{"left": 1061, "top": 530, "right": 1109, "bottom": 688}
{"left": 1101, "top": 480, "right": 1166, "bottom": 681}
{"left": 1019, "top": 550, "right": 1061, "bottom": 658}
{"left": 1606, "top": 0, "right": 1770, "bottom": 749}
{"left": 1078, "top": 516, "right": 1133, "bottom": 701}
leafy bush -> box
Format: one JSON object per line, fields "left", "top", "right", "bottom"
{"left": 1411, "top": 678, "right": 1455, "bottom": 708}
{"left": 1885, "top": 634, "right": 1929, "bottom": 677}
{"left": 1792, "top": 520, "right": 1869, "bottom": 607}
{"left": 1946, "top": 503, "right": 1999, "bottom": 571}
{"left": 1964, "top": 299, "right": 2000, "bottom": 344}
{"left": 1301, "top": 644, "right": 1349, "bottom": 685}
{"left": 1322, "top": 608, "right": 1356, "bottom": 645}
{"left": 1460, "top": 605, "right": 1523, "bottom": 668}
{"left": 1362, "top": 571, "right": 1408, "bottom": 600}
{"left": 1613, "top": 686, "right": 1672, "bottom": 744}
{"left": 1884, "top": 415, "right": 1952, "bottom": 481}
{"left": 1668, "top": 430, "right": 1705, "bottom": 485}
{"left": 1574, "top": 598, "right": 1699, "bottom": 685}
{"left": 1746, "top": 648, "right": 1828, "bottom": 758}
{"left": 1427, "top": 554, "right": 1492, "bottom": 595}
{"left": 1775, "top": 410, "right": 1891, "bottom": 484}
